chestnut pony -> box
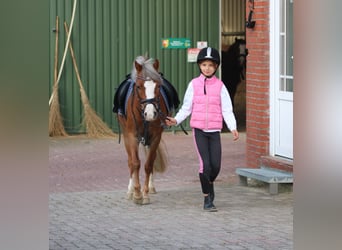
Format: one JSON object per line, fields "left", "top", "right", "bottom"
{"left": 117, "top": 56, "right": 171, "bottom": 205}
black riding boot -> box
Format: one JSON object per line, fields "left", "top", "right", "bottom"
{"left": 209, "top": 183, "right": 215, "bottom": 202}
{"left": 203, "top": 195, "right": 217, "bottom": 212}
{"left": 209, "top": 183, "right": 216, "bottom": 209}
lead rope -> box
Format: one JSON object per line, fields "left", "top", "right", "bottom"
{"left": 157, "top": 96, "right": 189, "bottom": 135}
{"left": 117, "top": 116, "right": 122, "bottom": 144}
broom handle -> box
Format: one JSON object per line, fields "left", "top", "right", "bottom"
{"left": 64, "top": 22, "right": 86, "bottom": 93}
{"left": 53, "top": 16, "right": 59, "bottom": 87}
{"left": 49, "top": 0, "right": 78, "bottom": 106}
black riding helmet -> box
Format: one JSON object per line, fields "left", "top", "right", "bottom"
{"left": 197, "top": 47, "right": 220, "bottom": 78}
{"left": 196, "top": 47, "right": 220, "bottom": 66}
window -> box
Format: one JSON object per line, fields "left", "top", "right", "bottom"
{"left": 279, "top": 0, "right": 293, "bottom": 92}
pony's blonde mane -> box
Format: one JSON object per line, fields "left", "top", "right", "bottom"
{"left": 130, "top": 56, "right": 162, "bottom": 83}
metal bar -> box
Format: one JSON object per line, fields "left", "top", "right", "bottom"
{"left": 221, "top": 31, "right": 245, "bottom": 36}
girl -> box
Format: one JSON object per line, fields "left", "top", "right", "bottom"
{"left": 166, "top": 47, "right": 239, "bottom": 212}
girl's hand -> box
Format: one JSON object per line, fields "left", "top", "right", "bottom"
{"left": 232, "top": 130, "right": 239, "bottom": 141}
{"left": 165, "top": 117, "right": 177, "bottom": 126}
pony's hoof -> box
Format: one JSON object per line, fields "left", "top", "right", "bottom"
{"left": 142, "top": 197, "right": 150, "bottom": 205}
{"left": 133, "top": 195, "right": 143, "bottom": 205}
{"left": 126, "top": 192, "right": 133, "bottom": 200}
{"left": 149, "top": 187, "right": 157, "bottom": 194}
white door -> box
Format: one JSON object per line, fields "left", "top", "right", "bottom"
{"left": 270, "top": 0, "right": 293, "bottom": 159}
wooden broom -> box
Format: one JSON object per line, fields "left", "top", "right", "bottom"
{"left": 49, "top": 16, "right": 68, "bottom": 137}
{"left": 64, "top": 22, "right": 115, "bottom": 138}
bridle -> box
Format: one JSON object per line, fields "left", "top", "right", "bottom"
{"left": 131, "top": 76, "right": 169, "bottom": 146}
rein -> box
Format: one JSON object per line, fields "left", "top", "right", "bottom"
{"left": 136, "top": 82, "right": 188, "bottom": 136}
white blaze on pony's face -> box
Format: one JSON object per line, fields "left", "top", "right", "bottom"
{"left": 239, "top": 43, "right": 247, "bottom": 66}
{"left": 143, "top": 79, "right": 157, "bottom": 121}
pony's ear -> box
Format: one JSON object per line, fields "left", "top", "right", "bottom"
{"left": 153, "top": 59, "right": 159, "bottom": 71}
{"left": 135, "top": 61, "right": 143, "bottom": 72}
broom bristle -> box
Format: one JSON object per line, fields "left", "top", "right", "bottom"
{"left": 80, "top": 88, "right": 116, "bottom": 138}
{"left": 49, "top": 88, "right": 68, "bottom": 137}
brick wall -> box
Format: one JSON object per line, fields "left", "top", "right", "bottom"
{"left": 245, "top": 0, "right": 270, "bottom": 168}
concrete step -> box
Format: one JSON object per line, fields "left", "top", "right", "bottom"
{"left": 235, "top": 167, "right": 293, "bottom": 194}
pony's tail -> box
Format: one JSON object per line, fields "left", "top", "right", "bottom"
{"left": 154, "top": 141, "right": 168, "bottom": 173}
{"left": 143, "top": 139, "right": 168, "bottom": 173}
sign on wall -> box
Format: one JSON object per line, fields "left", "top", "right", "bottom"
{"left": 187, "top": 48, "right": 200, "bottom": 62}
{"left": 197, "top": 41, "right": 208, "bottom": 49}
{"left": 187, "top": 41, "right": 208, "bottom": 62}
{"left": 161, "top": 38, "right": 191, "bottom": 49}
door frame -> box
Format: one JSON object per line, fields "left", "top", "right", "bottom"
{"left": 270, "top": 0, "right": 294, "bottom": 159}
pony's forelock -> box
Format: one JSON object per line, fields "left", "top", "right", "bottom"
{"left": 131, "top": 56, "right": 162, "bottom": 83}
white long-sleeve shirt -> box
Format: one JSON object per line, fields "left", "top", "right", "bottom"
{"left": 174, "top": 80, "right": 237, "bottom": 132}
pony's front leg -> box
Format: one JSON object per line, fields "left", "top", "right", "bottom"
{"left": 141, "top": 173, "right": 156, "bottom": 205}
{"left": 142, "top": 146, "right": 158, "bottom": 204}
{"left": 142, "top": 173, "right": 151, "bottom": 205}
{"left": 127, "top": 170, "right": 143, "bottom": 203}
{"left": 128, "top": 171, "right": 143, "bottom": 204}
{"left": 127, "top": 177, "right": 134, "bottom": 200}
{"left": 124, "top": 136, "right": 143, "bottom": 204}
{"left": 148, "top": 173, "right": 157, "bottom": 194}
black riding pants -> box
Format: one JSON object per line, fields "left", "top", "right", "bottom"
{"left": 193, "top": 128, "right": 222, "bottom": 194}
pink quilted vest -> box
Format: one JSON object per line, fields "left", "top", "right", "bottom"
{"left": 190, "top": 74, "right": 223, "bottom": 130}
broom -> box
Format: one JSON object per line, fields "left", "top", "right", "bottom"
{"left": 49, "top": 0, "right": 77, "bottom": 106}
{"left": 64, "top": 22, "right": 116, "bottom": 138}
{"left": 49, "top": 16, "right": 68, "bottom": 137}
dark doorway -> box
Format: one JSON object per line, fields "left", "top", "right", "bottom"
{"left": 221, "top": 0, "right": 246, "bottom": 131}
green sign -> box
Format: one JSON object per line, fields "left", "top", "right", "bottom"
{"left": 161, "top": 38, "right": 191, "bottom": 49}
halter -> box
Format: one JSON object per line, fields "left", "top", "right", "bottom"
{"left": 236, "top": 43, "right": 248, "bottom": 80}
{"left": 238, "top": 48, "right": 248, "bottom": 60}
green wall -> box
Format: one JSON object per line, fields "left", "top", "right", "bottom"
{"left": 49, "top": 0, "right": 220, "bottom": 133}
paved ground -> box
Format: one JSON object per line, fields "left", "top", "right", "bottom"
{"left": 49, "top": 131, "right": 293, "bottom": 250}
